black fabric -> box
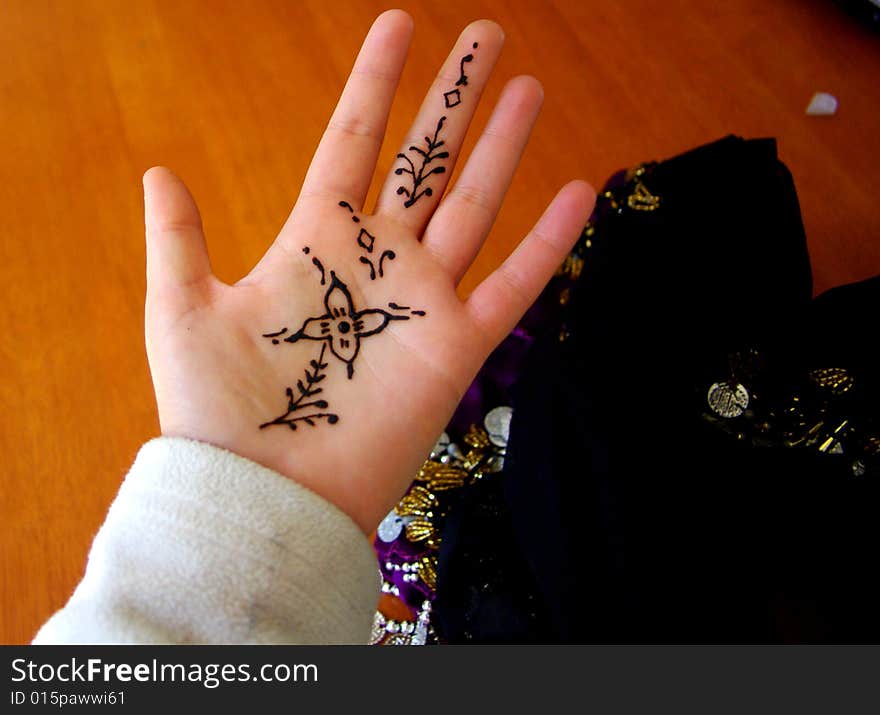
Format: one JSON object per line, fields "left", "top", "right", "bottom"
{"left": 434, "top": 136, "right": 880, "bottom": 642}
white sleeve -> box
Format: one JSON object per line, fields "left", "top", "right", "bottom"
{"left": 33, "top": 437, "right": 379, "bottom": 644}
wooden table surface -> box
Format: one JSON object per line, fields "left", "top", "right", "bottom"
{"left": 1, "top": 0, "right": 878, "bottom": 644}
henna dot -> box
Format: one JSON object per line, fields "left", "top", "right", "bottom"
{"left": 328, "top": 414, "right": 339, "bottom": 424}
{"left": 302, "top": 247, "right": 310, "bottom": 254}
{"left": 272, "top": 339, "right": 280, "bottom": 344}
{"left": 338, "top": 320, "right": 351, "bottom": 334}
{"left": 473, "top": 42, "right": 478, "bottom": 48}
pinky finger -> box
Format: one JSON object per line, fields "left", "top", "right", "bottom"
{"left": 465, "top": 180, "right": 595, "bottom": 349}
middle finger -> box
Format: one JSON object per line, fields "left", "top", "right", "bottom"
{"left": 374, "top": 20, "right": 504, "bottom": 233}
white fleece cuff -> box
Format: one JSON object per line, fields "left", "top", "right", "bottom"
{"left": 33, "top": 437, "right": 379, "bottom": 644}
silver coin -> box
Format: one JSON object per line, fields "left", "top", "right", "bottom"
{"left": 484, "top": 405, "right": 513, "bottom": 447}
{"left": 377, "top": 511, "right": 414, "bottom": 543}
{"left": 430, "top": 431, "right": 450, "bottom": 459}
{"left": 707, "top": 382, "right": 749, "bottom": 418}
{"left": 446, "top": 442, "right": 465, "bottom": 461}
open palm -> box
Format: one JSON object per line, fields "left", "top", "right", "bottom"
{"left": 143, "top": 11, "right": 594, "bottom": 534}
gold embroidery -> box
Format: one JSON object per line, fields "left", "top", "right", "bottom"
{"left": 463, "top": 424, "right": 491, "bottom": 449}
{"left": 405, "top": 518, "right": 440, "bottom": 548}
{"left": 418, "top": 556, "right": 438, "bottom": 591}
{"left": 559, "top": 287, "right": 571, "bottom": 306}
{"left": 397, "top": 485, "right": 438, "bottom": 519}
{"left": 626, "top": 180, "right": 661, "bottom": 211}
{"left": 556, "top": 254, "right": 584, "bottom": 281}
{"left": 416, "top": 461, "right": 467, "bottom": 491}
{"left": 809, "top": 367, "right": 854, "bottom": 395}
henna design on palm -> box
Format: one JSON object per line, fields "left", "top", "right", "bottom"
{"left": 260, "top": 253, "right": 425, "bottom": 431}
{"left": 338, "top": 201, "right": 396, "bottom": 280}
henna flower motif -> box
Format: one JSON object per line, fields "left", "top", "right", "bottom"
{"left": 284, "top": 272, "right": 409, "bottom": 379}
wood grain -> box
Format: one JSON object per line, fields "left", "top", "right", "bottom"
{"left": 1, "top": 0, "right": 878, "bottom": 643}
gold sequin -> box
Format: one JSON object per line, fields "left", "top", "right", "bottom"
{"left": 809, "top": 367, "right": 854, "bottom": 395}
{"left": 416, "top": 461, "right": 467, "bottom": 491}
{"left": 556, "top": 254, "right": 584, "bottom": 281}
{"left": 419, "top": 556, "right": 438, "bottom": 591}
{"left": 624, "top": 164, "right": 648, "bottom": 182}
{"left": 397, "top": 485, "right": 438, "bottom": 518}
{"left": 405, "top": 518, "right": 439, "bottom": 548}
{"left": 601, "top": 190, "right": 619, "bottom": 211}
{"left": 559, "top": 287, "right": 571, "bottom": 306}
{"left": 463, "top": 425, "right": 492, "bottom": 449}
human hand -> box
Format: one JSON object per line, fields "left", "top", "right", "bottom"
{"left": 143, "top": 10, "right": 594, "bottom": 534}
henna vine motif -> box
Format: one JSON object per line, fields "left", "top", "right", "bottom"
{"left": 395, "top": 116, "right": 449, "bottom": 208}
{"left": 258, "top": 343, "right": 338, "bottom": 430}
{"left": 395, "top": 42, "right": 477, "bottom": 208}
{"left": 338, "top": 200, "right": 396, "bottom": 280}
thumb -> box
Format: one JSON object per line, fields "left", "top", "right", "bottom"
{"left": 143, "top": 166, "right": 214, "bottom": 300}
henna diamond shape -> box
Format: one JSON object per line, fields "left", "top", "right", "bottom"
{"left": 357, "top": 227, "right": 375, "bottom": 253}
{"left": 443, "top": 89, "right": 461, "bottom": 108}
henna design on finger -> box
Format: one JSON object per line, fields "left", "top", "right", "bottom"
{"left": 395, "top": 116, "right": 449, "bottom": 208}
{"left": 456, "top": 41, "right": 478, "bottom": 86}
{"left": 443, "top": 89, "right": 461, "bottom": 109}
{"left": 395, "top": 42, "right": 478, "bottom": 208}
